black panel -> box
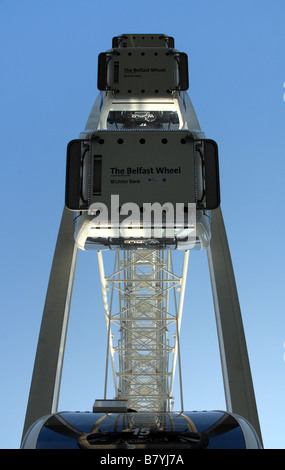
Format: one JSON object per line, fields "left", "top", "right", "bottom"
{"left": 204, "top": 139, "right": 220, "bottom": 209}
{"left": 97, "top": 53, "right": 107, "bottom": 90}
{"left": 93, "top": 155, "right": 102, "bottom": 195}
{"left": 65, "top": 140, "right": 82, "bottom": 210}
{"left": 178, "top": 53, "right": 189, "bottom": 90}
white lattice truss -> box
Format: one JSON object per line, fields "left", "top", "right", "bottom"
{"left": 97, "top": 249, "right": 189, "bottom": 412}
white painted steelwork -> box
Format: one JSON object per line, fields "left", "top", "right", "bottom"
{"left": 22, "top": 34, "right": 263, "bottom": 448}
{"left": 98, "top": 249, "right": 189, "bottom": 412}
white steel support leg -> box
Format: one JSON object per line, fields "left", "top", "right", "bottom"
{"left": 22, "top": 207, "right": 78, "bottom": 441}
{"left": 168, "top": 250, "right": 189, "bottom": 408}
{"left": 97, "top": 251, "right": 120, "bottom": 398}
{"left": 207, "top": 207, "right": 262, "bottom": 444}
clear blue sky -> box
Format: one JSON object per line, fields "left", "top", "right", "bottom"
{"left": 1, "top": 0, "right": 284, "bottom": 449}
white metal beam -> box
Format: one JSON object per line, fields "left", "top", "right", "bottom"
{"left": 207, "top": 207, "right": 262, "bottom": 444}
{"left": 22, "top": 207, "right": 78, "bottom": 441}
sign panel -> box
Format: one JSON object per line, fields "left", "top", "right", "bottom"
{"left": 88, "top": 131, "right": 195, "bottom": 208}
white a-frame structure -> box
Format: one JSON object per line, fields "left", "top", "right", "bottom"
{"left": 22, "top": 34, "right": 262, "bottom": 446}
